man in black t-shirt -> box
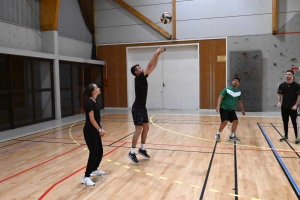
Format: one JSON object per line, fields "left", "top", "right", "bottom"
{"left": 277, "top": 70, "right": 300, "bottom": 144}
{"left": 128, "top": 47, "right": 165, "bottom": 164}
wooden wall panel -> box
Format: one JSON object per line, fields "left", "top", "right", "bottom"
{"left": 97, "top": 39, "right": 226, "bottom": 108}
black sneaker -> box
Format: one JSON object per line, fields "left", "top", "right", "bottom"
{"left": 296, "top": 138, "right": 300, "bottom": 144}
{"left": 128, "top": 152, "right": 139, "bottom": 164}
{"left": 279, "top": 136, "right": 288, "bottom": 142}
{"left": 229, "top": 135, "right": 240, "bottom": 142}
{"left": 215, "top": 134, "right": 220, "bottom": 142}
{"left": 138, "top": 148, "right": 150, "bottom": 159}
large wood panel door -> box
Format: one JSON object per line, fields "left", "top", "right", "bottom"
{"left": 200, "top": 39, "right": 226, "bottom": 109}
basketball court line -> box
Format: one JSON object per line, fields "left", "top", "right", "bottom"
{"left": 37, "top": 142, "right": 127, "bottom": 200}
{"left": 270, "top": 123, "right": 300, "bottom": 158}
{"left": 258, "top": 123, "right": 300, "bottom": 199}
{"left": 0, "top": 123, "right": 84, "bottom": 154}
{"left": 0, "top": 145, "right": 84, "bottom": 183}
{"left": 149, "top": 114, "right": 300, "bottom": 154}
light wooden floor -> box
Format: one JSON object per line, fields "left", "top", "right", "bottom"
{"left": 1, "top": 113, "right": 300, "bottom": 200}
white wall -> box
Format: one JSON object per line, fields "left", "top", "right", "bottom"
{"left": 95, "top": 0, "right": 300, "bottom": 44}
{"left": 127, "top": 44, "right": 199, "bottom": 110}
{"left": 0, "top": 21, "right": 42, "bottom": 51}
{"left": 58, "top": 36, "right": 92, "bottom": 58}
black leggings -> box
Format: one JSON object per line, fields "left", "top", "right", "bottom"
{"left": 281, "top": 107, "right": 299, "bottom": 138}
{"left": 83, "top": 128, "right": 103, "bottom": 177}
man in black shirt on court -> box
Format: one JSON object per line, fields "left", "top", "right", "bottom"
{"left": 277, "top": 69, "right": 300, "bottom": 144}
{"left": 128, "top": 47, "right": 165, "bottom": 163}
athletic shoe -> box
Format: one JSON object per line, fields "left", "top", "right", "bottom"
{"left": 279, "top": 135, "right": 288, "bottom": 142}
{"left": 229, "top": 135, "right": 240, "bottom": 142}
{"left": 215, "top": 134, "right": 220, "bottom": 142}
{"left": 138, "top": 148, "right": 150, "bottom": 158}
{"left": 296, "top": 138, "right": 300, "bottom": 144}
{"left": 128, "top": 152, "right": 139, "bottom": 164}
{"left": 81, "top": 177, "right": 95, "bottom": 186}
{"left": 90, "top": 170, "right": 105, "bottom": 176}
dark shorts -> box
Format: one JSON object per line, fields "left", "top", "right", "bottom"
{"left": 132, "top": 106, "right": 149, "bottom": 126}
{"left": 220, "top": 107, "right": 238, "bottom": 123}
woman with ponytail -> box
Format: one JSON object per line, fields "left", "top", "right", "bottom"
{"left": 80, "top": 83, "right": 106, "bottom": 186}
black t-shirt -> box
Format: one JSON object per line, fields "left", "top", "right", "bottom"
{"left": 277, "top": 81, "right": 300, "bottom": 109}
{"left": 133, "top": 71, "right": 148, "bottom": 107}
{"left": 84, "top": 99, "right": 101, "bottom": 131}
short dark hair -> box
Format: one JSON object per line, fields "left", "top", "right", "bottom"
{"left": 286, "top": 69, "right": 294, "bottom": 75}
{"left": 233, "top": 77, "right": 240, "bottom": 82}
{"left": 131, "top": 64, "right": 139, "bottom": 76}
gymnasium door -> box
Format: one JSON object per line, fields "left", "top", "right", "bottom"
{"left": 127, "top": 44, "right": 199, "bottom": 109}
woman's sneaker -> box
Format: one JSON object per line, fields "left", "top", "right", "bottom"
{"left": 81, "top": 177, "right": 95, "bottom": 186}
{"left": 90, "top": 170, "right": 105, "bottom": 176}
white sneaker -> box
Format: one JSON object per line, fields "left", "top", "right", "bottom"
{"left": 90, "top": 170, "right": 106, "bottom": 176}
{"left": 81, "top": 177, "right": 95, "bottom": 186}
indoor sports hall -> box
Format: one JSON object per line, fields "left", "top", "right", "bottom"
{"left": 1, "top": 0, "right": 300, "bottom": 200}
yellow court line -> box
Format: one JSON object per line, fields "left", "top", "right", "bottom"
{"left": 209, "top": 189, "right": 219, "bottom": 193}
{"left": 174, "top": 180, "right": 183, "bottom": 184}
{"left": 149, "top": 114, "right": 300, "bottom": 153}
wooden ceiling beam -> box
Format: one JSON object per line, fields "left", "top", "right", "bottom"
{"left": 272, "top": 0, "right": 277, "bottom": 35}
{"left": 40, "top": 0, "right": 60, "bottom": 31}
{"left": 172, "top": 0, "right": 176, "bottom": 39}
{"left": 115, "top": 0, "right": 172, "bottom": 39}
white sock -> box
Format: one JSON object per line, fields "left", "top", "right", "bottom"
{"left": 141, "top": 143, "right": 145, "bottom": 150}
{"left": 217, "top": 131, "right": 220, "bottom": 135}
{"left": 231, "top": 132, "right": 235, "bottom": 137}
{"left": 130, "top": 148, "right": 135, "bottom": 154}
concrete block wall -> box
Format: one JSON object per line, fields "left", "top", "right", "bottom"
{"left": 227, "top": 13, "right": 300, "bottom": 112}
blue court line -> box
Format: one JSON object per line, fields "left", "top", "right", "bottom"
{"left": 258, "top": 124, "right": 300, "bottom": 197}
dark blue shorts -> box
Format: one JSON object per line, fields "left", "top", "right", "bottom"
{"left": 220, "top": 107, "right": 238, "bottom": 123}
{"left": 132, "top": 106, "right": 149, "bottom": 126}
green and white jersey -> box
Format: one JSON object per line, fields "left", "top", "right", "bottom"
{"left": 220, "top": 86, "right": 242, "bottom": 111}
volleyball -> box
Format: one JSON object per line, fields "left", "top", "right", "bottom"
{"left": 160, "top": 12, "right": 172, "bottom": 24}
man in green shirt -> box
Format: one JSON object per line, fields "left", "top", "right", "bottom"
{"left": 215, "top": 77, "right": 245, "bottom": 142}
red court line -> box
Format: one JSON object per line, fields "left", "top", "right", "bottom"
{"left": 0, "top": 145, "right": 84, "bottom": 183}
{"left": 36, "top": 137, "right": 300, "bottom": 154}
{"left": 38, "top": 142, "right": 127, "bottom": 200}
{"left": 24, "top": 136, "right": 300, "bottom": 154}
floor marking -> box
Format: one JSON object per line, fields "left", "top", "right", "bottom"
{"left": 229, "top": 193, "right": 240, "bottom": 197}
{"left": 149, "top": 115, "right": 300, "bottom": 153}
{"left": 174, "top": 180, "right": 183, "bottom": 184}
{"left": 67, "top": 118, "right": 263, "bottom": 200}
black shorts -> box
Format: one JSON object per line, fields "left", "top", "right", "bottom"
{"left": 220, "top": 107, "right": 238, "bottom": 123}
{"left": 132, "top": 106, "right": 149, "bottom": 126}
